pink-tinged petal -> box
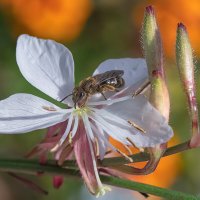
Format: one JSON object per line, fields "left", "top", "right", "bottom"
{"left": 73, "top": 121, "right": 99, "bottom": 195}
{"left": 0, "top": 93, "right": 70, "bottom": 134}
{"left": 16, "top": 34, "right": 74, "bottom": 104}
{"left": 103, "top": 96, "right": 173, "bottom": 147}
{"left": 26, "top": 122, "right": 67, "bottom": 158}
{"left": 53, "top": 176, "right": 64, "bottom": 189}
{"left": 46, "top": 121, "right": 67, "bottom": 138}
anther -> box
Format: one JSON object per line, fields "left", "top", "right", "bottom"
{"left": 127, "top": 120, "right": 146, "bottom": 134}
{"left": 42, "top": 106, "right": 57, "bottom": 111}
{"left": 116, "top": 149, "right": 133, "bottom": 162}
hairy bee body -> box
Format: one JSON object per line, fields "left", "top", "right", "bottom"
{"left": 72, "top": 70, "right": 124, "bottom": 107}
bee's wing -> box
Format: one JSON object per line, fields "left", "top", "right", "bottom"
{"left": 92, "top": 70, "right": 124, "bottom": 85}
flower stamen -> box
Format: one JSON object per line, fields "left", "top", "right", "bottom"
{"left": 68, "top": 132, "right": 73, "bottom": 144}
{"left": 42, "top": 106, "right": 57, "bottom": 111}
{"left": 95, "top": 185, "right": 111, "bottom": 198}
{"left": 94, "top": 138, "right": 100, "bottom": 157}
{"left": 51, "top": 114, "right": 74, "bottom": 152}
{"left": 116, "top": 149, "right": 133, "bottom": 162}
{"left": 127, "top": 120, "right": 146, "bottom": 134}
{"left": 122, "top": 144, "right": 133, "bottom": 155}
{"left": 126, "top": 137, "right": 145, "bottom": 152}
{"left": 73, "top": 106, "right": 91, "bottom": 116}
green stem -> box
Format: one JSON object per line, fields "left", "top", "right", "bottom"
{"left": 0, "top": 159, "right": 198, "bottom": 200}
{"left": 59, "top": 141, "right": 190, "bottom": 168}
{"left": 102, "top": 176, "right": 198, "bottom": 200}
{"left": 100, "top": 141, "right": 190, "bottom": 167}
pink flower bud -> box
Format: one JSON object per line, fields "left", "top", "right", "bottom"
{"left": 53, "top": 176, "right": 64, "bottom": 189}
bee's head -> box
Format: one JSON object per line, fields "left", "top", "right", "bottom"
{"left": 72, "top": 87, "right": 87, "bottom": 108}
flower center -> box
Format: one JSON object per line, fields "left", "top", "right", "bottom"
{"left": 73, "top": 106, "right": 91, "bottom": 116}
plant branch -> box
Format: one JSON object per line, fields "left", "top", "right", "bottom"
{"left": 100, "top": 140, "right": 190, "bottom": 167}
{"left": 0, "top": 158, "right": 198, "bottom": 200}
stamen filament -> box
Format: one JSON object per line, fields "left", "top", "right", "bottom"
{"left": 51, "top": 114, "right": 74, "bottom": 152}
{"left": 83, "top": 118, "right": 104, "bottom": 190}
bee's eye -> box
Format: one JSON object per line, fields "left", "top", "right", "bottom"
{"left": 79, "top": 92, "right": 85, "bottom": 98}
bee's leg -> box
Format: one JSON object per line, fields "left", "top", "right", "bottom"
{"left": 132, "top": 80, "right": 151, "bottom": 97}
{"left": 115, "top": 89, "right": 120, "bottom": 92}
{"left": 103, "top": 85, "right": 116, "bottom": 91}
{"left": 100, "top": 92, "right": 107, "bottom": 100}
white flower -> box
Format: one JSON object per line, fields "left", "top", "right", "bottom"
{"left": 0, "top": 34, "right": 173, "bottom": 196}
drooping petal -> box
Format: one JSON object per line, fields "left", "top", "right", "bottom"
{"left": 0, "top": 94, "right": 71, "bottom": 134}
{"left": 16, "top": 34, "right": 74, "bottom": 104}
{"left": 93, "top": 58, "right": 148, "bottom": 91}
{"left": 101, "top": 95, "right": 173, "bottom": 147}
{"left": 73, "top": 121, "right": 100, "bottom": 195}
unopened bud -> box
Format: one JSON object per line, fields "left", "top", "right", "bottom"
{"left": 150, "top": 71, "right": 170, "bottom": 121}
{"left": 53, "top": 176, "right": 64, "bottom": 189}
{"left": 142, "top": 6, "right": 170, "bottom": 121}
{"left": 140, "top": 6, "right": 170, "bottom": 175}
{"left": 142, "top": 6, "right": 164, "bottom": 78}
{"left": 176, "top": 23, "right": 200, "bottom": 147}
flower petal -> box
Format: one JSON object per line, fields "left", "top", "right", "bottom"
{"left": 93, "top": 58, "right": 148, "bottom": 90}
{"left": 103, "top": 96, "right": 173, "bottom": 147}
{"left": 73, "top": 121, "right": 100, "bottom": 195}
{"left": 0, "top": 94, "right": 70, "bottom": 134}
{"left": 16, "top": 34, "right": 74, "bottom": 104}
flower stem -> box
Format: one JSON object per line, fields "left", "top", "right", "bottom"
{"left": 102, "top": 176, "right": 198, "bottom": 200}
{"left": 0, "top": 158, "right": 198, "bottom": 200}
{"left": 100, "top": 140, "right": 190, "bottom": 166}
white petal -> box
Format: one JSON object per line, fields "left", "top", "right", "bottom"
{"left": 82, "top": 114, "right": 95, "bottom": 141}
{"left": 93, "top": 58, "right": 148, "bottom": 90}
{"left": 16, "top": 34, "right": 74, "bottom": 104}
{"left": 88, "top": 96, "right": 131, "bottom": 106}
{"left": 103, "top": 96, "right": 173, "bottom": 147}
{"left": 0, "top": 94, "right": 70, "bottom": 134}
{"left": 71, "top": 115, "right": 79, "bottom": 138}
{"left": 58, "top": 113, "right": 74, "bottom": 144}
{"left": 83, "top": 120, "right": 104, "bottom": 189}
{"left": 90, "top": 112, "right": 132, "bottom": 145}
{"left": 90, "top": 123, "right": 108, "bottom": 160}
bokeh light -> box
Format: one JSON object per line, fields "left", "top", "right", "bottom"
{"left": 0, "top": 1, "right": 200, "bottom": 200}
{"left": 133, "top": 0, "right": 200, "bottom": 57}
{"left": 0, "top": 0, "right": 92, "bottom": 41}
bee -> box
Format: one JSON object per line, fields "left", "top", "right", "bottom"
{"left": 61, "top": 70, "right": 125, "bottom": 108}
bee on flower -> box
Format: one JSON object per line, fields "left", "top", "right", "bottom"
{"left": 0, "top": 35, "right": 173, "bottom": 196}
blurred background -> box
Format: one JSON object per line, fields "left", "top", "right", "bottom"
{"left": 0, "top": 0, "right": 200, "bottom": 199}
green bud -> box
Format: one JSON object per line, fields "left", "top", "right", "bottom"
{"left": 176, "top": 23, "right": 194, "bottom": 91}
{"left": 140, "top": 6, "right": 170, "bottom": 175}
{"left": 142, "top": 6, "right": 169, "bottom": 121}
{"left": 142, "top": 6, "right": 164, "bottom": 78}
{"left": 176, "top": 23, "right": 200, "bottom": 147}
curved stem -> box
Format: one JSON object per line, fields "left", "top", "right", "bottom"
{"left": 0, "top": 158, "right": 198, "bottom": 200}
{"left": 100, "top": 141, "right": 190, "bottom": 167}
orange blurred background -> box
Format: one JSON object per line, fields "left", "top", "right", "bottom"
{"left": 0, "top": 0, "right": 92, "bottom": 41}
{"left": 0, "top": 1, "right": 200, "bottom": 200}
{"left": 133, "top": 0, "right": 200, "bottom": 57}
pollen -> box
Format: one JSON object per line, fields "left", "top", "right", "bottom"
{"left": 73, "top": 106, "right": 91, "bottom": 116}
{"left": 95, "top": 186, "right": 111, "bottom": 198}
